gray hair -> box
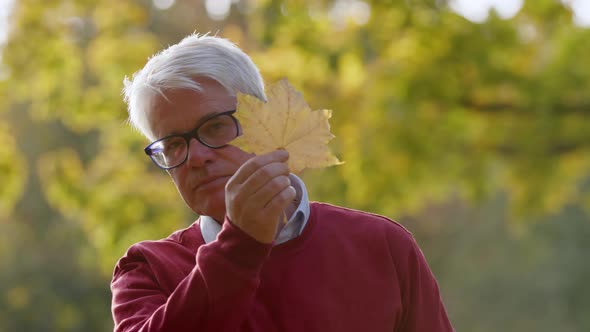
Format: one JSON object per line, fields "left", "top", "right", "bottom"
{"left": 123, "top": 33, "right": 266, "bottom": 140}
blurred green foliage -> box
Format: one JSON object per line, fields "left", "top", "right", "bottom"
{"left": 0, "top": 0, "right": 589, "bottom": 331}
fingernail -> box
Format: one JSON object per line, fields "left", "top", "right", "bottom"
{"left": 276, "top": 149, "right": 289, "bottom": 158}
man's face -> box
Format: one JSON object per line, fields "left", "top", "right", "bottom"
{"left": 148, "top": 78, "right": 253, "bottom": 221}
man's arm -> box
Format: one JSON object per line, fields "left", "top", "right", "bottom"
{"left": 111, "top": 220, "right": 271, "bottom": 332}
{"left": 111, "top": 151, "right": 294, "bottom": 331}
{"left": 395, "top": 233, "right": 454, "bottom": 332}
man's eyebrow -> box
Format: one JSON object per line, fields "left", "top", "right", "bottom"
{"left": 167, "top": 111, "right": 218, "bottom": 136}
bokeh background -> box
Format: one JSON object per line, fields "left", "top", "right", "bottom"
{"left": 1, "top": 0, "right": 590, "bottom": 331}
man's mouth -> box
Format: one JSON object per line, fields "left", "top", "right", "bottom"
{"left": 194, "top": 175, "right": 229, "bottom": 191}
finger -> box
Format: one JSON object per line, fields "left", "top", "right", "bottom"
{"left": 229, "top": 150, "right": 289, "bottom": 185}
{"left": 263, "top": 185, "right": 297, "bottom": 217}
{"left": 237, "top": 161, "right": 290, "bottom": 197}
{"left": 247, "top": 174, "right": 292, "bottom": 208}
{"left": 231, "top": 173, "right": 291, "bottom": 214}
{"left": 227, "top": 161, "right": 289, "bottom": 206}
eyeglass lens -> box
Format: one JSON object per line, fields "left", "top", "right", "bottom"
{"left": 148, "top": 113, "right": 238, "bottom": 169}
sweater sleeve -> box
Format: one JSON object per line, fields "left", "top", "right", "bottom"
{"left": 111, "top": 219, "right": 272, "bottom": 332}
{"left": 394, "top": 231, "right": 454, "bottom": 332}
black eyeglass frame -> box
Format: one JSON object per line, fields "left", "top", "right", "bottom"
{"left": 144, "top": 110, "right": 240, "bottom": 170}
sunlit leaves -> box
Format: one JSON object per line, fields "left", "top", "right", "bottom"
{"left": 4, "top": 1, "right": 84, "bottom": 118}
{"left": 0, "top": 124, "right": 27, "bottom": 218}
{"left": 4, "top": 286, "right": 30, "bottom": 310}
{"left": 3, "top": 0, "right": 159, "bottom": 132}
{"left": 245, "top": 0, "right": 590, "bottom": 218}
{"left": 38, "top": 149, "right": 85, "bottom": 220}
{"left": 92, "top": 1, "right": 150, "bottom": 34}
{"left": 37, "top": 130, "right": 188, "bottom": 275}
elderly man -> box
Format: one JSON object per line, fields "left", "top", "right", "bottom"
{"left": 111, "top": 34, "right": 454, "bottom": 332}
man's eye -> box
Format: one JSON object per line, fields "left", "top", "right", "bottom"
{"left": 163, "top": 140, "right": 183, "bottom": 154}
{"left": 202, "top": 120, "right": 230, "bottom": 136}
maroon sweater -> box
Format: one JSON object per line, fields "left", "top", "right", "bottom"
{"left": 111, "top": 202, "right": 453, "bottom": 331}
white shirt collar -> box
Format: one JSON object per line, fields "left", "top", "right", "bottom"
{"left": 200, "top": 174, "right": 310, "bottom": 245}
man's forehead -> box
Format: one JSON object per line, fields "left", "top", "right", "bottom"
{"left": 147, "top": 85, "right": 237, "bottom": 138}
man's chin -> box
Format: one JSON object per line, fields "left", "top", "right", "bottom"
{"left": 189, "top": 191, "right": 226, "bottom": 220}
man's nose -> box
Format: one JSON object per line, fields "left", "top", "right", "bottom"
{"left": 185, "top": 138, "right": 215, "bottom": 167}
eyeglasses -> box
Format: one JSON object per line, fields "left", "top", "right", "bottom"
{"left": 144, "top": 110, "right": 240, "bottom": 170}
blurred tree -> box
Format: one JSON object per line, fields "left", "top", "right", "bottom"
{"left": 243, "top": 0, "right": 590, "bottom": 219}
{"left": 404, "top": 191, "right": 590, "bottom": 332}
{"left": 0, "top": 0, "right": 589, "bottom": 331}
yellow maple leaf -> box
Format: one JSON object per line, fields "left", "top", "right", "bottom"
{"left": 232, "top": 79, "right": 342, "bottom": 173}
